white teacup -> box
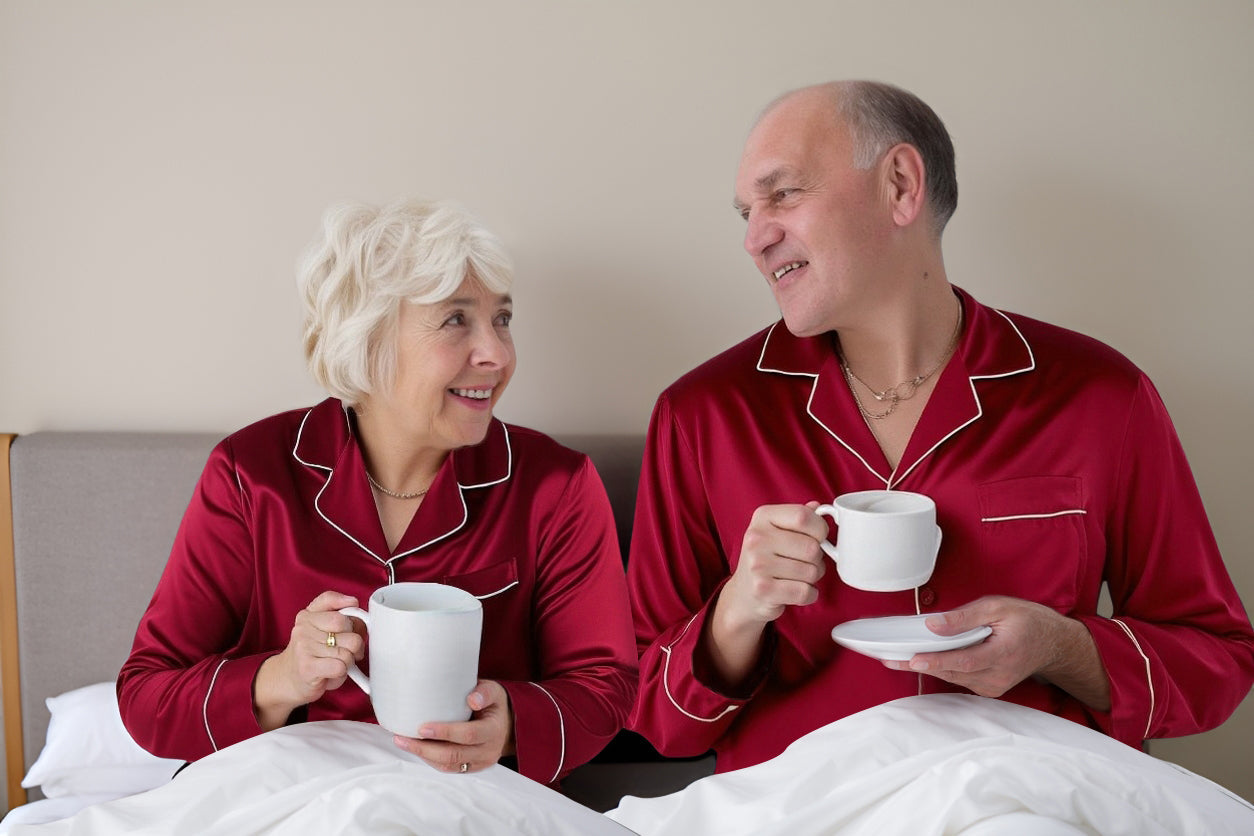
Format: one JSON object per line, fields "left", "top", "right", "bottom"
{"left": 814, "top": 490, "right": 941, "bottom": 592}
{"left": 339, "top": 582, "right": 483, "bottom": 736}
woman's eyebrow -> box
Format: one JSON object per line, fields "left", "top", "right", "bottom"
{"left": 440, "top": 294, "right": 513, "bottom": 308}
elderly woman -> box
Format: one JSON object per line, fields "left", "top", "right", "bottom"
{"left": 117, "top": 200, "right": 638, "bottom": 786}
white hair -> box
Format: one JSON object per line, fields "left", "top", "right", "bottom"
{"left": 297, "top": 199, "right": 513, "bottom": 405}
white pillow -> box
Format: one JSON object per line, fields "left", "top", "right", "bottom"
{"left": 21, "top": 682, "right": 184, "bottom": 799}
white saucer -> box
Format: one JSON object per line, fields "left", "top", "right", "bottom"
{"left": 830, "top": 614, "right": 992, "bottom": 661}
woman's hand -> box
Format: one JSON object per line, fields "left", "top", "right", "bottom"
{"left": 253, "top": 590, "right": 366, "bottom": 731}
{"left": 392, "top": 679, "right": 515, "bottom": 773}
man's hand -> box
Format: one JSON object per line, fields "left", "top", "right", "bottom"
{"left": 883, "top": 595, "right": 1111, "bottom": 710}
{"left": 705, "top": 503, "right": 829, "bottom": 688}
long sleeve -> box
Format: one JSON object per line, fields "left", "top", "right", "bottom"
{"left": 498, "top": 455, "right": 638, "bottom": 784}
{"left": 626, "top": 395, "right": 766, "bottom": 757}
{"left": 117, "top": 441, "right": 271, "bottom": 760}
{"left": 624, "top": 297, "right": 1254, "bottom": 774}
{"left": 1082, "top": 375, "right": 1254, "bottom": 744}
{"left": 117, "top": 405, "right": 642, "bottom": 776}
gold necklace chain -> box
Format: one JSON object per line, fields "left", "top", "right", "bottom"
{"left": 839, "top": 305, "right": 963, "bottom": 420}
{"left": 366, "top": 471, "right": 430, "bottom": 500}
{"left": 842, "top": 362, "right": 897, "bottom": 420}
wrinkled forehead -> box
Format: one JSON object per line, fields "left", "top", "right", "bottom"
{"left": 408, "top": 274, "right": 513, "bottom": 312}
{"left": 442, "top": 275, "right": 513, "bottom": 308}
{"left": 735, "top": 96, "right": 853, "bottom": 200}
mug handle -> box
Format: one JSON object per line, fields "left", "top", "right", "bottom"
{"left": 813, "top": 504, "right": 840, "bottom": 562}
{"left": 337, "top": 606, "right": 371, "bottom": 694}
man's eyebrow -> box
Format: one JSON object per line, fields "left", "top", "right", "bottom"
{"left": 755, "top": 168, "right": 789, "bottom": 194}
{"left": 733, "top": 167, "right": 794, "bottom": 213}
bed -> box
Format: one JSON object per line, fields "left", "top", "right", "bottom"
{"left": 5, "top": 691, "right": 1254, "bottom": 835}
{"left": 2, "top": 431, "right": 1252, "bottom": 834}
{"left": 0, "top": 430, "right": 711, "bottom": 830}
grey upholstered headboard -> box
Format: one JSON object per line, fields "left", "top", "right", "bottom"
{"left": 1, "top": 432, "right": 222, "bottom": 808}
{"left": 0, "top": 429, "right": 650, "bottom": 812}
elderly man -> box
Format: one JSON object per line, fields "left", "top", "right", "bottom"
{"left": 626, "top": 80, "right": 1254, "bottom": 773}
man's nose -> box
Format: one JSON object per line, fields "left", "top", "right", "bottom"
{"left": 743, "top": 211, "right": 783, "bottom": 258}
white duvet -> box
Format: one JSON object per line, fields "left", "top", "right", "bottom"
{"left": 6, "top": 720, "right": 629, "bottom": 835}
{"left": 608, "top": 694, "right": 1254, "bottom": 836}
{"left": 8, "top": 694, "right": 1252, "bottom": 835}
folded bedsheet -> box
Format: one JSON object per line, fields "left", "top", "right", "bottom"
{"left": 10, "top": 693, "right": 1252, "bottom": 834}
{"left": 5, "top": 720, "right": 630, "bottom": 835}
{"left": 608, "top": 693, "right": 1254, "bottom": 836}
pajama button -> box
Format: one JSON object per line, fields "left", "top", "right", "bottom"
{"left": 919, "top": 587, "right": 936, "bottom": 606}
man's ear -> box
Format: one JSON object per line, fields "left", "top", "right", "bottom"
{"left": 882, "top": 143, "right": 927, "bottom": 228}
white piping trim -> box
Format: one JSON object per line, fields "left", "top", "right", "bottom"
{"left": 806, "top": 376, "right": 889, "bottom": 487}
{"left": 659, "top": 613, "right": 740, "bottom": 723}
{"left": 887, "top": 378, "right": 980, "bottom": 489}
{"left": 459, "top": 423, "right": 514, "bottom": 490}
{"left": 754, "top": 310, "right": 1037, "bottom": 491}
{"left": 976, "top": 309, "right": 1037, "bottom": 380}
{"left": 204, "top": 658, "right": 229, "bottom": 752}
{"left": 889, "top": 309, "right": 1033, "bottom": 489}
{"left": 757, "top": 323, "right": 888, "bottom": 486}
{"left": 914, "top": 587, "right": 925, "bottom": 696}
{"left": 1110, "top": 618, "right": 1155, "bottom": 739}
{"left": 386, "top": 486, "right": 468, "bottom": 564}
{"left": 754, "top": 321, "right": 809, "bottom": 377}
{"left": 291, "top": 406, "right": 335, "bottom": 473}
{"left": 385, "top": 426, "right": 514, "bottom": 565}
{"left": 474, "top": 580, "right": 519, "bottom": 600}
{"left": 312, "top": 456, "right": 388, "bottom": 564}
{"left": 528, "top": 682, "right": 566, "bottom": 783}
{"left": 291, "top": 410, "right": 515, "bottom": 567}
{"left": 291, "top": 406, "right": 392, "bottom": 563}
{"left": 981, "top": 509, "right": 1087, "bottom": 523}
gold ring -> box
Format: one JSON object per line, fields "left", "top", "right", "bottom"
{"left": 459, "top": 762, "right": 469, "bottom": 773}
{"left": 326, "top": 632, "right": 337, "bottom": 648}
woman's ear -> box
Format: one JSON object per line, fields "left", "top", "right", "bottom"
{"left": 882, "top": 143, "right": 928, "bottom": 228}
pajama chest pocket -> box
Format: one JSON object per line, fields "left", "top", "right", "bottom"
{"left": 978, "top": 476, "right": 1086, "bottom": 609}
{"left": 441, "top": 558, "right": 519, "bottom": 601}
{"left": 441, "top": 559, "right": 522, "bottom": 672}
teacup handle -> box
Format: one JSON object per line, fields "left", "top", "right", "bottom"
{"left": 337, "top": 606, "right": 371, "bottom": 695}
{"left": 813, "top": 504, "right": 840, "bottom": 563}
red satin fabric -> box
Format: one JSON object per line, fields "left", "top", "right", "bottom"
{"left": 118, "top": 398, "right": 638, "bottom": 785}
{"left": 628, "top": 288, "right": 1254, "bottom": 773}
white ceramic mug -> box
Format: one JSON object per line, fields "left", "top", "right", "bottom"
{"left": 814, "top": 490, "right": 941, "bottom": 592}
{"left": 338, "top": 582, "right": 483, "bottom": 736}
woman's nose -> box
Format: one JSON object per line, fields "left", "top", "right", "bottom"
{"left": 471, "top": 325, "right": 512, "bottom": 367}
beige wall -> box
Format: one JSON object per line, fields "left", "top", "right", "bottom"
{"left": 2, "top": 0, "right": 1251, "bottom": 801}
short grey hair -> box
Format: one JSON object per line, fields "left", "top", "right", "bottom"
{"left": 296, "top": 199, "right": 513, "bottom": 406}
{"left": 769, "top": 80, "right": 959, "bottom": 235}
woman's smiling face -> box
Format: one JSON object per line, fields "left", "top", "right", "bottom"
{"left": 367, "top": 275, "right": 515, "bottom": 453}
